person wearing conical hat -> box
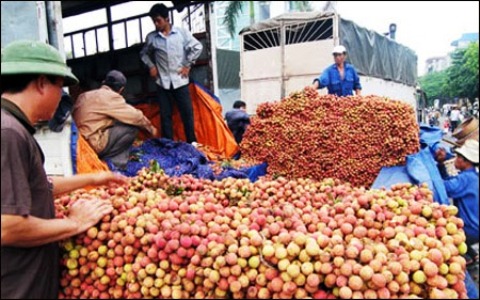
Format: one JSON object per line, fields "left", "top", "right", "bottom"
{"left": 1, "top": 40, "right": 127, "bottom": 299}
{"left": 436, "top": 139, "right": 479, "bottom": 267}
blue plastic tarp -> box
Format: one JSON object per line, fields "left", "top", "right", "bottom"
{"left": 70, "top": 122, "right": 78, "bottom": 174}
{"left": 106, "top": 138, "right": 267, "bottom": 182}
{"left": 371, "top": 148, "right": 449, "bottom": 205}
{"left": 419, "top": 123, "right": 444, "bottom": 146}
{"left": 243, "top": 162, "right": 268, "bottom": 182}
{"left": 466, "top": 271, "right": 479, "bottom": 299}
{"left": 419, "top": 124, "right": 453, "bottom": 159}
{"left": 372, "top": 125, "right": 451, "bottom": 205}
{"left": 406, "top": 147, "right": 450, "bottom": 205}
{"left": 371, "top": 166, "right": 411, "bottom": 190}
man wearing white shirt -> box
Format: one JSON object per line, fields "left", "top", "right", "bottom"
{"left": 140, "top": 3, "right": 203, "bottom": 144}
{"left": 450, "top": 106, "right": 461, "bottom": 132}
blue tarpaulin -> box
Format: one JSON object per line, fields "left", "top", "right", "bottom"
{"left": 70, "top": 122, "right": 78, "bottom": 174}
{"left": 106, "top": 138, "right": 267, "bottom": 182}
{"left": 419, "top": 123, "right": 453, "bottom": 158}
{"left": 373, "top": 125, "right": 478, "bottom": 298}
{"left": 371, "top": 147, "right": 449, "bottom": 205}
{"left": 466, "top": 272, "right": 479, "bottom": 299}
{"left": 406, "top": 147, "right": 450, "bottom": 205}
{"left": 371, "top": 166, "right": 411, "bottom": 190}
{"left": 372, "top": 125, "right": 451, "bottom": 205}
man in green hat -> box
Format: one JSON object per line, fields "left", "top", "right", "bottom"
{"left": 1, "top": 40, "right": 128, "bottom": 299}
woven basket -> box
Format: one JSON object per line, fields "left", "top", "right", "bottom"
{"left": 453, "top": 117, "right": 479, "bottom": 145}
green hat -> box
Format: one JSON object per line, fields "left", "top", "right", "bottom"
{"left": 1, "top": 40, "right": 78, "bottom": 86}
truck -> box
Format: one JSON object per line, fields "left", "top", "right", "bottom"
{"left": 239, "top": 11, "right": 420, "bottom": 115}
{"left": 2, "top": 1, "right": 76, "bottom": 175}
{"left": 2, "top": 3, "right": 423, "bottom": 176}
{"left": 2, "top": 1, "right": 216, "bottom": 176}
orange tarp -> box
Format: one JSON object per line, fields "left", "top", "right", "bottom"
{"left": 135, "top": 83, "right": 239, "bottom": 160}
{"left": 76, "top": 134, "right": 109, "bottom": 190}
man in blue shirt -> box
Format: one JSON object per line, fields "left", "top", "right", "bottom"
{"left": 310, "top": 45, "right": 362, "bottom": 96}
{"left": 225, "top": 101, "right": 251, "bottom": 144}
{"left": 436, "top": 139, "right": 479, "bottom": 265}
{"left": 140, "top": 3, "right": 203, "bottom": 145}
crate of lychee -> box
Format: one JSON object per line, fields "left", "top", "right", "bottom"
{"left": 241, "top": 90, "right": 420, "bottom": 188}
{"left": 57, "top": 168, "right": 469, "bottom": 299}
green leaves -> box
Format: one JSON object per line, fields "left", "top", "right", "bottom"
{"left": 419, "top": 42, "right": 479, "bottom": 105}
{"left": 223, "top": 1, "right": 244, "bottom": 39}
{"left": 222, "top": 1, "right": 313, "bottom": 39}
{"left": 418, "top": 71, "right": 448, "bottom": 107}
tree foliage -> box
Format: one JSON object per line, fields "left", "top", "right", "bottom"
{"left": 419, "top": 42, "right": 479, "bottom": 106}
{"left": 223, "top": 1, "right": 312, "bottom": 38}
{"left": 418, "top": 70, "right": 448, "bottom": 107}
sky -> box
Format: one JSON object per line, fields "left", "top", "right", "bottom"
{"left": 327, "top": 1, "right": 479, "bottom": 75}
{"left": 63, "top": 1, "right": 479, "bottom": 76}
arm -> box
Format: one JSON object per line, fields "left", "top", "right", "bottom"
{"left": 51, "top": 171, "right": 128, "bottom": 197}
{"left": 434, "top": 148, "right": 450, "bottom": 179}
{"left": 241, "top": 112, "right": 251, "bottom": 124}
{"left": 310, "top": 71, "right": 329, "bottom": 90}
{"left": 183, "top": 30, "right": 203, "bottom": 67}
{"left": 310, "top": 80, "right": 320, "bottom": 90}
{"left": 1, "top": 198, "right": 112, "bottom": 247}
{"left": 353, "top": 67, "right": 362, "bottom": 95}
{"left": 443, "top": 173, "right": 471, "bottom": 199}
{"left": 103, "top": 94, "right": 156, "bottom": 135}
{"left": 179, "top": 30, "right": 203, "bottom": 78}
{"left": 140, "top": 35, "right": 158, "bottom": 78}
{"left": 140, "top": 35, "right": 155, "bottom": 69}
{"left": 318, "top": 69, "right": 330, "bottom": 89}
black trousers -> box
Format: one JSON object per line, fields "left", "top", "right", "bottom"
{"left": 98, "top": 122, "right": 138, "bottom": 168}
{"left": 157, "top": 84, "right": 197, "bottom": 143}
{"left": 466, "top": 234, "right": 479, "bottom": 261}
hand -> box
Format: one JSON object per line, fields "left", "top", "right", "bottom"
{"left": 151, "top": 127, "right": 159, "bottom": 137}
{"left": 178, "top": 66, "right": 190, "bottom": 78}
{"left": 93, "top": 171, "right": 129, "bottom": 186}
{"left": 68, "top": 198, "right": 113, "bottom": 233}
{"left": 149, "top": 67, "right": 158, "bottom": 78}
{"left": 435, "top": 148, "right": 447, "bottom": 163}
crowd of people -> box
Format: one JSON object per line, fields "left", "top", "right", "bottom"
{"left": 426, "top": 104, "right": 478, "bottom": 133}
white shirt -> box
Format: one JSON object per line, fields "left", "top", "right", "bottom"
{"left": 450, "top": 109, "right": 461, "bottom": 121}
{"left": 140, "top": 26, "right": 203, "bottom": 89}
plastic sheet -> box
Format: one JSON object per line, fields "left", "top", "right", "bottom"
{"left": 465, "top": 271, "right": 479, "bottom": 299}
{"left": 134, "top": 82, "right": 239, "bottom": 160}
{"left": 106, "top": 138, "right": 267, "bottom": 182}
{"left": 371, "top": 166, "right": 411, "bottom": 190}
{"left": 419, "top": 123, "right": 453, "bottom": 159}
{"left": 372, "top": 126, "right": 451, "bottom": 205}
{"left": 406, "top": 147, "right": 450, "bottom": 205}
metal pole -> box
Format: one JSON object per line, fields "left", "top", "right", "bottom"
{"left": 45, "top": 1, "right": 59, "bottom": 48}
{"left": 280, "top": 21, "right": 286, "bottom": 99}
{"left": 333, "top": 10, "right": 339, "bottom": 46}
{"left": 45, "top": 1, "right": 66, "bottom": 59}
{"left": 106, "top": 4, "right": 114, "bottom": 51}
{"left": 207, "top": 2, "right": 219, "bottom": 95}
